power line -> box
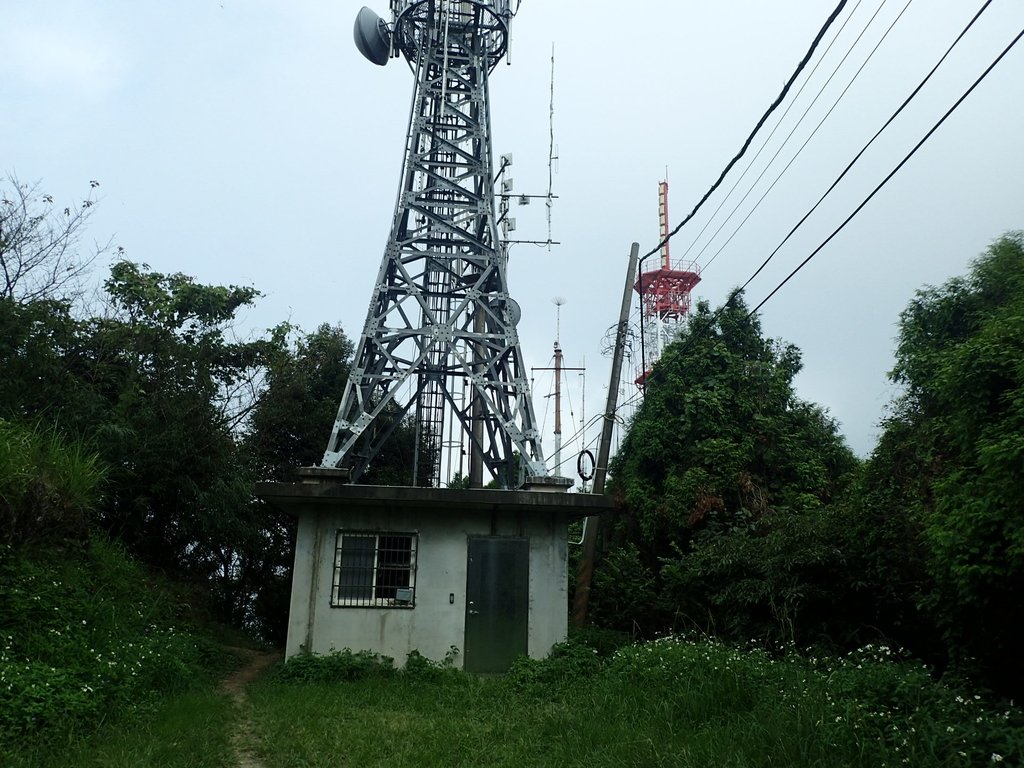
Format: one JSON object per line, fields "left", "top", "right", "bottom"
{"left": 641, "top": 0, "right": 851, "bottom": 264}
{"left": 699, "top": 0, "right": 912, "bottom": 272}
{"left": 545, "top": 413, "right": 604, "bottom": 475}
{"left": 741, "top": 0, "right": 995, "bottom": 294}
{"left": 679, "top": 0, "right": 869, "bottom": 264}
{"left": 630, "top": 0, "right": 856, "bottom": 397}
{"left": 617, "top": 1, "right": 1005, "bottom": 421}
{"left": 586, "top": 2, "right": 1012, "bottom": 466}
{"left": 749, "top": 22, "right": 1023, "bottom": 316}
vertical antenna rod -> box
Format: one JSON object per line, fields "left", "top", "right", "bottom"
{"left": 532, "top": 297, "right": 582, "bottom": 477}
{"left": 546, "top": 43, "right": 556, "bottom": 249}
{"left": 658, "top": 180, "right": 670, "bottom": 269}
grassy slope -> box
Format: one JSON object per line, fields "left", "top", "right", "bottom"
{"left": 13, "top": 689, "right": 234, "bottom": 768}
{"left": 246, "top": 641, "right": 1024, "bottom": 768}
{"left": 3, "top": 537, "right": 1022, "bottom": 767}
{"left": 0, "top": 538, "right": 239, "bottom": 767}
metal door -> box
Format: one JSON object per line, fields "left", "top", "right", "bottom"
{"left": 464, "top": 537, "right": 529, "bottom": 673}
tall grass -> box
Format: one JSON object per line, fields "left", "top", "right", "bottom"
{"left": 8, "top": 688, "right": 234, "bottom": 768}
{"left": 0, "top": 417, "right": 106, "bottom": 548}
{"left": 247, "top": 637, "right": 1024, "bottom": 767}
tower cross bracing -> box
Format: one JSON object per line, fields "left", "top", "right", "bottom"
{"left": 636, "top": 181, "right": 702, "bottom": 385}
{"left": 324, "top": 0, "right": 546, "bottom": 488}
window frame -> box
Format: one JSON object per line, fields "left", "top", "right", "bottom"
{"left": 330, "top": 530, "right": 418, "bottom": 609}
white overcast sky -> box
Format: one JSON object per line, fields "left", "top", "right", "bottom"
{"left": 3, "top": 0, "right": 1023, "bottom": 465}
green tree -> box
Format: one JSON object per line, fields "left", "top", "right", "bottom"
{"left": 834, "top": 420, "right": 937, "bottom": 662}
{"left": 0, "top": 175, "right": 111, "bottom": 304}
{"left": 0, "top": 298, "right": 101, "bottom": 427}
{"left": 243, "top": 322, "right": 437, "bottom": 640}
{"left": 356, "top": 404, "right": 438, "bottom": 487}
{"left": 84, "top": 261, "right": 268, "bottom": 578}
{"left": 0, "top": 258, "right": 272, "bottom": 626}
{"left": 241, "top": 323, "right": 354, "bottom": 642}
{"left": 871, "top": 232, "right": 1024, "bottom": 691}
{"left": 247, "top": 323, "right": 354, "bottom": 482}
{"left": 598, "top": 292, "right": 857, "bottom": 641}
{"left": 248, "top": 322, "right": 439, "bottom": 486}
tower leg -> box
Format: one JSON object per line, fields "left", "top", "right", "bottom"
{"left": 323, "top": 1, "right": 546, "bottom": 488}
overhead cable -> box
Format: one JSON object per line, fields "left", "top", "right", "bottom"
{"left": 699, "top": 0, "right": 911, "bottom": 272}
{"left": 749, "top": 22, "right": 1024, "bottom": 316}
{"left": 740, "top": 0, "right": 994, "bottom": 293}
{"left": 641, "top": 0, "right": 850, "bottom": 263}
{"left": 679, "top": 0, "right": 869, "bottom": 264}
{"left": 595, "top": 2, "right": 1009, "bottom": 451}
{"left": 620, "top": 2, "right": 1004, "bottom": 416}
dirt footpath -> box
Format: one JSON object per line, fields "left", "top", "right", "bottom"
{"left": 219, "top": 648, "right": 282, "bottom": 768}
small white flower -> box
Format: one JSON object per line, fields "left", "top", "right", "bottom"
{"left": 991, "top": 754, "right": 1003, "bottom": 763}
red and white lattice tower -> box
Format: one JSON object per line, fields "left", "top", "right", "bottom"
{"left": 635, "top": 181, "right": 701, "bottom": 385}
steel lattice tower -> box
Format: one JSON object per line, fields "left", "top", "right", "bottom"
{"left": 636, "top": 181, "right": 701, "bottom": 386}
{"left": 323, "top": 0, "right": 547, "bottom": 488}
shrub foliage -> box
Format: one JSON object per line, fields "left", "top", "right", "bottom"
{"left": 600, "top": 293, "right": 858, "bottom": 643}
{"left": 0, "top": 538, "right": 226, "bottom": 751}
{"left": 0, "top": 419, "right": 105, "bottom": 548}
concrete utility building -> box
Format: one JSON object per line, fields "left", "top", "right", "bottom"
{"left": 259, "top": 475, "right": 612, "bottom": 673}
{"left": 258, "top": 1, "right": 619, "bottom": 673}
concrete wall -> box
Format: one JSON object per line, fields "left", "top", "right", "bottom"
{"left": 285, "top": 504, "right": 569, "bottom": 669}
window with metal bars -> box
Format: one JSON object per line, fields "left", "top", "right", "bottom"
{"left": 330, "top": 531, "right": 417, "bottom": 608}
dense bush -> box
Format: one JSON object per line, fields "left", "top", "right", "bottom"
{"left": 598, "top": 293, "right": 859, "bottom": 643}
{"left": 597, "top": 237, "right": 1024, "bottom": 699}
{"left": 0, "top": 538, "right": 229, "bottom": 751}
{"left": 567, "top": 626, "right": 633, "bottom": 657}
{"left": 505, "top": 640, "right": 604, "bottom": 692}
{"left": 873, "top": 232, "right": 1024, "bottom": 692}
{"left": 270, "top": 649, "right": 397, "bottom": 684}
{"left": 271, "top": 647, "right": 468, "bottom": 685}
{"left": 0, "top": 419, "right": 105, "bottom": 548}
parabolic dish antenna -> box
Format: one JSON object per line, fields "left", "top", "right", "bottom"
{"left": 354, "top": 6, "right": 391, "bottom": 66}
{"left": 506, "top": 298, "right": 522, "bottom": 327}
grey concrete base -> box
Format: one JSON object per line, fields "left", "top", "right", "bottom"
{"left": 258, "top": 482, "right": 614, "bottom": 670}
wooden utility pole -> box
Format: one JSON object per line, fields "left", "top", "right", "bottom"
{"left": 571, "top": 242, "right": 639, "bottom": 627}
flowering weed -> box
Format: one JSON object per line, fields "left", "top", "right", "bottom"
{"left": 249, "top": 634, "right": 1024, "bottom": 767}
{"left": 0, "top": 537, "right": 230, "bottom": 756}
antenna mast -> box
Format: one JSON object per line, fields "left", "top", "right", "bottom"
{"left": 330, "top": 0, "right": 547, "bottom": 488}
{"left": 547, "top": 43, "right": 557, "bottom": 249}
{"left": 532, "top": 297, "right": 583, "bottom": 478}
{"left": 635, "top": 180, "right": 701, "bottom": 385}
